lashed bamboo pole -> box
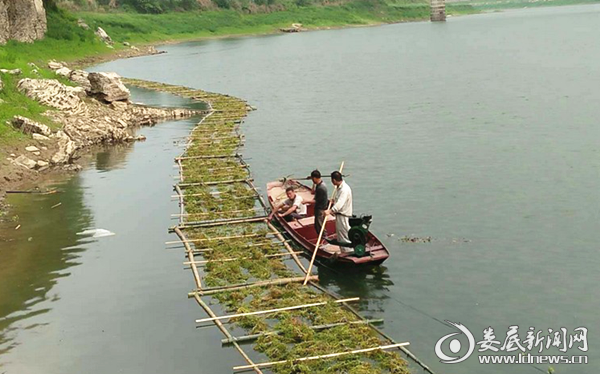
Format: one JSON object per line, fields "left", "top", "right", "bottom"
{"left": 233, "top": 342, "right": 410, "bottom": 372}
{"left": 304, "top": 161, "right": 344, "bottom": 285}
{"left": 193, "top": 295, "right": 264, "bottom": 374}
{"left": 266, "top": 221, "right": 308, "bottom": 273}
{"left": 184, "top": 251, "right": 303, "bottom": 266}
{"left": 191, "top": 240, "right": 290, "bottom": 255}
{"left": 190, "top": 275, "right": 317, "bottom": 296}
{"left": 178, "top": 178, "right": 252, "bottom": 187}
{"left": 221, "top": 319, "right": 384, "bottom": 345}
{"left": 176, "top": 154, "right": 240, "bottom": 160}
{"left": 165, "top": 232, "right": 278, "bottom": 245}
{"left": 174, "top": 184, "right": 185, "bottom": 226}
{"left": 195, "top": 297, "right": 359, "bottom": 323}
{"left": 174, "top": 227, "right": 202, "bottom": 290}
{"left": 171, "top": 215, "right": 266, "bottom": 230}
{"left": 171, "top": 208, "right": 255, "bottom": 217}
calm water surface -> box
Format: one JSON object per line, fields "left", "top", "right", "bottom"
{"left": 2, "top": 5, "right": 600, "bottom": 374}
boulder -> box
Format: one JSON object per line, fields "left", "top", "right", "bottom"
{"left": 77, "top": 19, "right": 89, "bottom": 30}
{"left": 17, "top": 78, "right": 86, "bottom": 113}
{"left": 25, "top": 145, "right": 39, "bottom": 152}
{"left": 13, "top": 155, "right": 37, "bottom": 169}
{"left": 32, "top": 133, "right": 49, "bottom": 141}
{"left": 0, "top": 1, "right": 7, "bottom": 45}
{"left": 11, "top": 116, "right": 51, "bottom": 136}
{"left": 51, "top": 135, "right": 77, "bottom": 165}
{"left": 95, "top": 27, "right": 113, "bottom": 45}
{"left": 0, "top": 0, "right": 47, "bottom": 45}
{"left": 88, "top": 72, "right": 130, "bottom": 102}
{"left": 55, "top": 66, "right": 71, "bottom": 77}
{"left": 47, "top": 60, "right": 64, "bottom": 70}
{"left": 0, "top": 76, "right": 3, "bottom": 91}
{"left": 68, "top": 69, "right": 91, "bottom": 91}
{"left": 36, "top": 160, "right": 48, "bottom": 168}
{"left": 0, "top": 68, "right": 21, "bottom": 75}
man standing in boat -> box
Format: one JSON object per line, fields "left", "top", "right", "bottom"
{"left": 324, "top": 171, "right": 353, "bottom": 253}
{"left": 303, "top": 170, "right": 328, "bottom": 237}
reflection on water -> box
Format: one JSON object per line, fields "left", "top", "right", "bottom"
{"left": 317, "top": 265, "right": 394, "bottom": 314}
{"left": 0, "top": 175, "right": 92, "bottom": 357}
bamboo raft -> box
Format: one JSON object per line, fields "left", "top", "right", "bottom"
{"left": 124, "top": 78, "right": 436, "bottom": 374}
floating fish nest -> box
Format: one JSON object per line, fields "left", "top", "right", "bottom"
{"left": 124, "top": 79, "right": 412, "bottom": 374}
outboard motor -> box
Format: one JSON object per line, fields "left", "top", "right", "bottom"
{"left": 328, "top": 214, "right": 373, "bottom": 257}
{"left": 348, "top": 215, "right": 372, "bottom": 257}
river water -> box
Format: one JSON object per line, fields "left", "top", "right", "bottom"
{"left": 1, "top": 4, "right": 599, "bottom": 374}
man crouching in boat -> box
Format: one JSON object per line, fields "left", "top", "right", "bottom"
{"left": 324, "top": 171, "right": 353, "bottom": 253}
{"left": 268, "top": 187, "right": 307, "bottom": 222}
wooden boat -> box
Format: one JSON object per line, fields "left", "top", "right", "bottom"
{"left": 266, "top": 179, "right": 390, "bottom": 266}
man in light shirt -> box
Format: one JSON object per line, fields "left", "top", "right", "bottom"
{"left": 324, "top": 171, "right": 353, "bottom": 253}
{"left": 269, "top": 186, "right": 307, "bottom": 221}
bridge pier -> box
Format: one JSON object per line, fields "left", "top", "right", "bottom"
{"left": 430, "top": 0, "right": 446, "bottom": 22}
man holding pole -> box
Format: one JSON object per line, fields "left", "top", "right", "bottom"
{"left": 324, "top": 171, "right": 353, "bottom": 253}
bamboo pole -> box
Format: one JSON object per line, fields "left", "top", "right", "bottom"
{"left": 176, "top": 154, "right": 240, "bottom": 161}
{"left": 171, "top": 208, "right": 255, "bottom": 217}
{"left": 178, "top": 178, "right": 252, "bottom": 187}
{"left": 171, "top": 215, "right": 267, "bottom": 230}
{"left": 195, "top": 297, "right": 359, "bottom": 324}
{"left": 184, "top": 251, "right": 303, "bottom": 266}
{"left": 174, "top": 184, "right": 185, "bottom": 226}
{"left": 165, "top": 232, "right": 278, "bottom": 245}
{"left": 191, "top": 240, "right": 291, "bottom": 255}
{"left": 266, "top": 221, "right": 308, "bottom": 274}
{"left": 193, "top": 295, "right": 264, "bottom": 374}
{"left": 174, "top": 227, "right": 202, "bottom": 290}
{"left": 304, "top": 161, "right": 344, "bottom": 285}
{"left": 221, "top": 319, "right": 384, "bottom": 345}
{"left": 233, "top": 342, "right": 410, "bottom": 371}
{"left": 190, "top": 275, "right": 317, "bottom": 296}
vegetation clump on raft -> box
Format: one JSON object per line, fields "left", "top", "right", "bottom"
{"left": 125, "top": 78, "right": 410, "bottom": 374}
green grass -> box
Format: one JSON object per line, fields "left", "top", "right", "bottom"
{"left": 75, "top": 1, "right": 443, "bottom": 45}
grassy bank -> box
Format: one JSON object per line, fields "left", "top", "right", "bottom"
{"left": 75, "top": 1, "right": 473, "bottom": 44}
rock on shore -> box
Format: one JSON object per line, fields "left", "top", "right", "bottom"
{"left": 9, "top": 68, "right": 200, "bottom": 173}
{"left": 0, "top": 0, "right": 47, "bottom": 45}
{"left": 88, "top": 72, "right": 130, "bottom": 102}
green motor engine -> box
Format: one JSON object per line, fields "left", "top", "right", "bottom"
{"left": 348, "top": 215, "right": 372, "bottom": 257}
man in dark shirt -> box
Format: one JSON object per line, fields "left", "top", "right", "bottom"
{"left": 305, "top": 169, "right": 328, "bottom": 236}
